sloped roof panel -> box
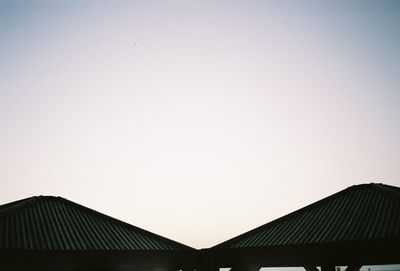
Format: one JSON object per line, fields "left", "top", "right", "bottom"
{"left": 0, "top": 196, "right": 193, "bottom": 251}
{"left": 214, "top": 183, "right": 400, "bottom": 249}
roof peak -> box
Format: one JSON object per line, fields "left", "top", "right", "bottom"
{"left": 347, "top": 183, "right": 400, "bottom": 196}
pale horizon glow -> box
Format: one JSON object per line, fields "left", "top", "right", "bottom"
{"left": 1, "top": 1, "right": 399, "bottom": 249}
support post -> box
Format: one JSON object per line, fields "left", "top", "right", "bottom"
{"left": 321, "top": 265, "right": 336, "bottom": 271}
{"left": 197, "top": 249, "right": 219, "bottom": 271}
{"left": 230, "top": 265, "right": 261, "bottom": 271}
{"left": 304, "top": 266, "right": 319, "bottom": 271}
{"left": 345, "top": 265, "right": 362, "bottom": 271}
{"left": 196, "top": 263, "right": 219, "bottom": 271}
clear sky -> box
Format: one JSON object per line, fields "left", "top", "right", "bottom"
{"left": 1, "top": 0, "right": 399, "bottom": 249}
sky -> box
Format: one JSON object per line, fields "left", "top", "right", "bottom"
{"left": 0, "top": 0, "right": 399, "bottom": 249}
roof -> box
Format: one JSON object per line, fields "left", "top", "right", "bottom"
{"left": 0, "top": 196, "right": 194, "bottom": 251}
{"left": 213, "top": 183, "right": 400, "bottom": 249}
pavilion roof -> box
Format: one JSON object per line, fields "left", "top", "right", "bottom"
{"left": 213, "top": 183, "right": 400, "bottom": 249}
{"left": 0, "top": 196, "right": 194, "bottom": 251}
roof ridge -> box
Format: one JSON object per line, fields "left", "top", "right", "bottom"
{"left": 371, "top": 183, "right": 400, "bottom": 198}
{"left": 211, "top": 183, "right": 371, "bottom": 249}
{"left": 53, "top": 196, "right": 195, "bottom": 250}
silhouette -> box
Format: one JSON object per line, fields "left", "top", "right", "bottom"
{"left": 198, "top": 183, "right": 400, "bottom": 271}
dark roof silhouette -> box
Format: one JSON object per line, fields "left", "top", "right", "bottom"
{"left": 0, "top": 196, "right": 193, "bottom": 251}
{"left": 196, "top": 183, "right": 400, "bottom": 270}
{"left": 213, "top": 183, "right": 400, "bottom": 249}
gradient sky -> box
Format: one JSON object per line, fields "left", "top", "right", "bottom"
{"left": 1, "top": 0, "right": 400, "bottom": 249}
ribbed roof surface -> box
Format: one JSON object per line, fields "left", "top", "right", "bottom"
{"left": 214, "top": 183, "right": 400, "bottom": 249}
{"left": 0, "top": 196, "right": 193, "bottom": 251}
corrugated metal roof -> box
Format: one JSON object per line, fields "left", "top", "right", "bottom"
{"left": 0, "top": 196, "right": 194, "bottom": 251}
{"left": 213, "top": 183, "right": 400, "bottom": 249}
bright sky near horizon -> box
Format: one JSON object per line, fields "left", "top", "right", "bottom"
{"left": 1, "top": 1, "right": 399, "bottom": 249}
